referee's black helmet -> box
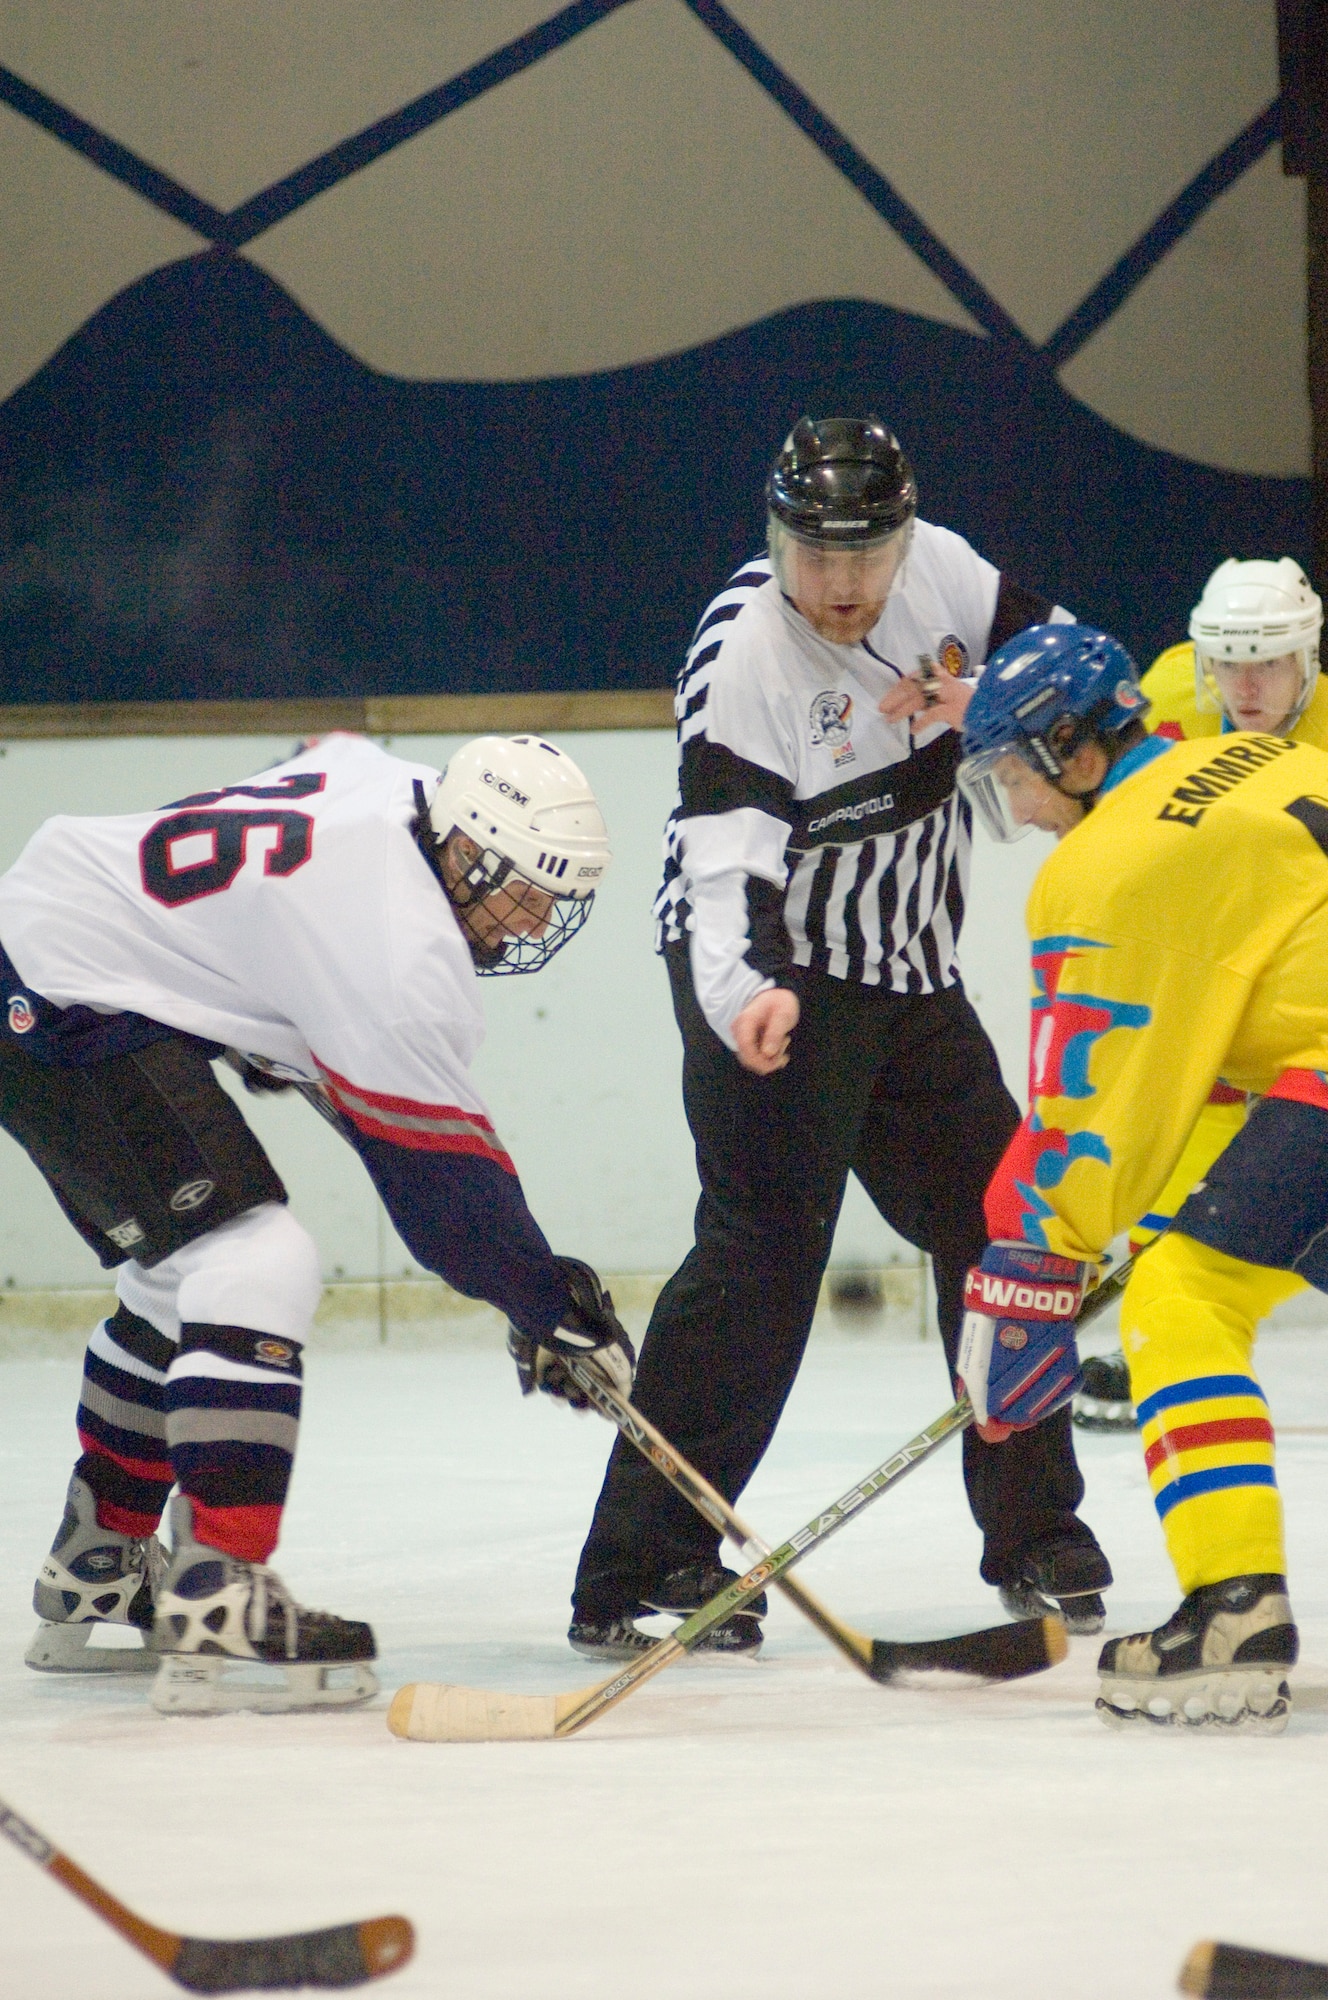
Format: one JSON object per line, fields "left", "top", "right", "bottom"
{"left": 766, "top": 417, "right": 917, "bottom": 546}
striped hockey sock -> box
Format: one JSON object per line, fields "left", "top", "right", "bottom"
{"left": 74, "top": 1305, "right": 175, "bottom": 1537}
{"left": 164, "top": 1325, "right": 303, "bottom": 1564}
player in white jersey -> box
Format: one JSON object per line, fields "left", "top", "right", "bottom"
{"left": 0, "top": 732, "right": 634, "bottom": 1713}
{"left": 570, "top": 417, "right": 1110, "bottom": 1658}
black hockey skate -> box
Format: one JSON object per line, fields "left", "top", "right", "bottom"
{"left": 999, "top": 1537, "right": 1113, "bottom": 1636}
{"left": 150, "top": 1494, "right": 378, "bottom": 1715}
{"left": 1096, "top": 1574, "right": 1297, "bottom": 1733}
{"left": 27, "top": 1474, "right": 166, "bottom": 1674}
{"left": 1072, "top": 1351, "right": 1137, "bottom": 1431}
{"left": 569, "top": 1563, "right": 768, "bottom": 1661}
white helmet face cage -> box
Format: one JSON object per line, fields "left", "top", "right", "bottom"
{"left": 445, "top": 840, "right": 593, "bottom": 975}
{"left": 1188, "top": 557, "right": 1323, "bottom": 733}
{"left": 425, "top": 735, "right": 611, "bottom": 975}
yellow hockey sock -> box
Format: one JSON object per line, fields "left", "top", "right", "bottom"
{"left": 1120, "top": 1234, "right": 1301, "bottom": 1594}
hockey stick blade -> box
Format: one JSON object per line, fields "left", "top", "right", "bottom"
{"left": 172, "top": 1917, "right": 414, "bottom": 1992}
{"left": 0, "top": 1796, "right": 413, "bottom": 1991}
{"left": 1181, "top": 1942, "right": 1328, "bottom": 1999}
{"left": 869, "top": 1616, "right": 1067, "bottom": 1684}
{"left": 566, "top": 1362, "right": 1064, "bottom": 1688}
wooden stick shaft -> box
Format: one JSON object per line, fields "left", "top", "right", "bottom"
{"left": 567, "top": 1364, "right": 871, "bottom": 1666}
{"left": 0, "top": 1798, "right": 178, "bottom": 1972}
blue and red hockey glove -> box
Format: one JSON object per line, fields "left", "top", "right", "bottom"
{"left": 958, "top": 1243, "right": 1090, "bottom": 1441}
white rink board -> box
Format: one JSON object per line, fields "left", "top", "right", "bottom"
{"left": 1, "top": 1314, "right": 1327, "bottom": 1999}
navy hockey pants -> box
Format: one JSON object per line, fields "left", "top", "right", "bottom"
{"left": 573, "top": 947, "right": 1098, "bottom": 1616}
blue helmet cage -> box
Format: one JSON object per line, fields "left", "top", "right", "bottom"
{"left": 960, "top": 624, "right": 1149, "bottom": 840}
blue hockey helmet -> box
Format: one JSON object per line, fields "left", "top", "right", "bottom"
{"left": 959, "top": 623, "right": 1148, "bottom": 841}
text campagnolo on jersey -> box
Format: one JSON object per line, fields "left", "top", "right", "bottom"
{"left": 806, "top": 792, "right": 895, "bottom": 836}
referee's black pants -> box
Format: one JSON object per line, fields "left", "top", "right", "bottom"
{"left": 573, "top": 945, "right": 1098, "bottom": 1617}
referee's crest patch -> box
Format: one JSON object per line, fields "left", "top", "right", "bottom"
{"left": 809, "top": 690, "right": 856, "bottom": 767}
{"left": 936, "top": 635, "right": 969, "bottom": 677}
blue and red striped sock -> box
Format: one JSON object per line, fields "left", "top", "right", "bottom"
{"left": 74, "top": 1305, "right": 175, "bottom": 1537}
{"left": 164, "top": 1324, "right": 303, "bottom": 1563}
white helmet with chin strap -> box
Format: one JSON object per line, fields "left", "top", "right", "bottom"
{"left": 418, "top": 735, "right": 611, "bottom": 974}
{"left": 1188, "top": 557, "right": 1323, "bottom": 732}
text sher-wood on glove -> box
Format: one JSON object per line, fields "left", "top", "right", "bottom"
{"left": 958, "top": 1243, "right": 1089, "bottom": 1441}
{"left": 507, "top": 1256, "right": 636, "bottom": 1412}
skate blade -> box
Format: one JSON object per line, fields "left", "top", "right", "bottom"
{"left": 25, "top": 1619, "right": 160, "bottom": 1674}
{"left": 998, "top": 1590, "right": 1104, "bottom": 1638}
{"left": 150, "top": 1653, "right": 379, "bottom": 1716}
{"left": 1096, "top": 1668, "right": 1292, "bottom": 1734}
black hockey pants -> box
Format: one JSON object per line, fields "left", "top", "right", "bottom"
{"left": 573, "top": 946, "right": 1096, "bottom": 1616}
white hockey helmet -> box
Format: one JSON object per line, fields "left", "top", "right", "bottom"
{"left": 423, "top": 735, "right": 611, "bottom": 974}
{"left": 1188, "top": 557, "right": 1322, "bottom": 732}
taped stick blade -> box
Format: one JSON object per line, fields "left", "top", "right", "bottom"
{"left": 387, "top": 1682, "right": 560, "bottom": 1742}
{"left": 171, "top": 1914, "right": 414, "bottom": 1991}
{"left": 1180, "top": 1942, "right": 1328, "bottom": 1998}
{"left": 869, "top": 1615, "right": 1067, "bottom": 1684}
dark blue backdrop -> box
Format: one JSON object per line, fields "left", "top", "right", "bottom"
{"left": 0, "top": 248, "right": 1308, "bottom": 706}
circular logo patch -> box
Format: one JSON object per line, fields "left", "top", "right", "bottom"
{"left": 169, "top": 1178, "right": 215, "bottom": 1213}
{"left": 255, "top": 1338, "right": 295, "bottom": 1366}
{"left": 998, "top": 1324, "right": 1029, "bottom": 1350}
{"left": 7, "top": 994, "right": 36, "bottom": 1034}
{"left": 809, "top": 690, "right": 853, "bottom": 747}
{"left": 937, "top": 634, "right": 969, "bottom": 677}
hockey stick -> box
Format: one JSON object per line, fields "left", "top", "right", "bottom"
{"left": 561, "top": 1360, "right": 1054, "bottom": 1684}
{"left": 556, "top": 1250, "right": 1136, "bottom": 1679}
{"left": 0, "top": 1794, "right": 414, "bottom": 1993}
{"left": 388, "top": 1393, "right": 1067, "bottom": 1743}
{"left": 1181, "top": 1942, "right": 1328, "bottom": 1998}
{"left": 388, "top": 1257, "right": 1131, "bottom": 1743}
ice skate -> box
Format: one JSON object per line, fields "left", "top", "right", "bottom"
{"left": 1072, "top": 1351, "right": 1137, "bottom": 1432}
{"left": 999, "top": 1536, "right": 1113, "bottom": 1636}
{"left": 150, "top": 1494, "right": 378, "bottom": 1715}
{"left": 569, "top": 1564, "right": 767, "bottom": 1661}
{"left": 1096, "top": 1574, "right": 1297, "bottom": 1733}
{"left": 26, "top": 1474, "right": 165, "bottom": 1674}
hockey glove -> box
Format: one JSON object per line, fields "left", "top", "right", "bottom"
{"left": 507, "top": 1256, "right": 636, "bottom": 1416}
{"left": 957, "top": 1243, "right": 1089, "bottom": 1440}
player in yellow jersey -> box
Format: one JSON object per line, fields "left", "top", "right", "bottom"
{"left": 956, "top": 621, "right": 1328, "bottom": 1732}
{"left": 1072, "top": 558, "right": 1325, "bottom": 1432}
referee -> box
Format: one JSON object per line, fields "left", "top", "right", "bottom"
{"left": 570, "top": 417, "right": 1111, "bottom": 1658}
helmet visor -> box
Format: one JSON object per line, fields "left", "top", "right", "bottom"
{"left": 958, "top": 744, "right": 1059, "bottom": 843}
{"left": 768, "top": 517, "right": 911, "bottom": 619}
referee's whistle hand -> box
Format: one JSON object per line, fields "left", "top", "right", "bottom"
{"left": 732, "top": 989, "right": 800, "bottom": 1075}
{"left": 878, "top": 672, "right": 973, "bottom": 734}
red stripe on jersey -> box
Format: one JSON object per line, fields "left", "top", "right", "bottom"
{"left": 1266, "top": 1067, "right": 1328, "bottom": 1112}
{"left": 1207, "top": 1080, "right": 1246, "bottom": 1105}
{"left": 1144, "top": 1416, "right": 1274, "bottom": 1474}
{"left": 313, "top": 1055, "right": 516, "bottom": 1172}
{"left": 1152, "top": 721, "right": 1185, "bottom": 742}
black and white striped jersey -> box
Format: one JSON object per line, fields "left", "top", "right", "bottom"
{"left": 653, "top": 519, "right": 1061, "bottom": 1046}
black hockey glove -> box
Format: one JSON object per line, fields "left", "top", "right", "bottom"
{"left": 507, "top": 1256, "right": 636, "bottom": 1415}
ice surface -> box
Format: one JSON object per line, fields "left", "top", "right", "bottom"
{"left": 2, "top": 1314, "right": 1328, "bottom": 1997}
